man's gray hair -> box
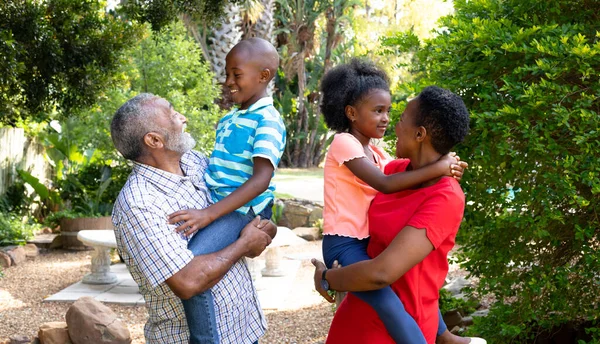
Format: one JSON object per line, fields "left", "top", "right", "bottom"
{"left": 110, "top": 93, "right": 161, "bottom": 161}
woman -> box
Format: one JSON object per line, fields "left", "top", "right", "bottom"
{"left": 312, "top": 86, "right": 485, "bottom": 344}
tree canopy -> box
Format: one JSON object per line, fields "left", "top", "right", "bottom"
{"left": 0, "top": 0, "right": 142, "bottom": 125}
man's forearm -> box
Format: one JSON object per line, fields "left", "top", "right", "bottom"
{"left": 166, "top": 239, "right": 248, "bottom": 299}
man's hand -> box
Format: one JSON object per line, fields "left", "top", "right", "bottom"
{"left": 311, "top": 258, "right": 334, "bottom": 303}
{"left": 240, "top": 216, "right": 273, "bottom": 258}
{"left": 168, "top": 207, "right": 218, "bottom": 237}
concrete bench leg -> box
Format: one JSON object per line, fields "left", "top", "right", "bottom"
{"left": 82, "top": 246, "right": 118, "bottom": 285}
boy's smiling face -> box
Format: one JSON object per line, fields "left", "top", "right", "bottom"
{"left": 225, "top": 48, "right": 269, "bottom": 110}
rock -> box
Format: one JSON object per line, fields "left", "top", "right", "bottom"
{"left": 443, "top": 276, "right": 472, "bottom": 296}
{"left": 0, "top": 252, "right": 11, "bottom": 268}
{"left": 38, "top": 322, "right": 71, "bottom": 344}
{"left": 49, "top": 235, "right": 62, "bottom": 249}
{"left": 278, "top": 198, "right": 323, "bottom": 229}
{"left": 3, "top": 246, "right": 26, "bottom": 266}
{"left": 308, "top": 207, "right": 323, "bottom": 225}
{"left": 471, "top": 309, "right": 490, "bottom": 317}
{"left": 8, "top": 336, "right": 30, "bottom": 344}
{"left": 461, "top": 316, "right": 474, "bottom": 326}
{"left": 442, "top": 309, "right": 463, "bottom": 329}
{"left": 23, "top": 244, "right": 39, "bottom": 258}
{"left": 292, "top": 227, "right": 321, "bottom": 241}
{"left": 66, "top": 297, "right": 131, "bottom": 344}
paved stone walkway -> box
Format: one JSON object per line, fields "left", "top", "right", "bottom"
{"left": 45, "top": 244, "right": 322, "bottom": 311}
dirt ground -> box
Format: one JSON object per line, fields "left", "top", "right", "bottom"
{"left": 0, "top": 243, "right": 333, "bottom": 344}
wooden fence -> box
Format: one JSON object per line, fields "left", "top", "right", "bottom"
{"left": 0, "top": 127, "right": 52, "bottom": 196}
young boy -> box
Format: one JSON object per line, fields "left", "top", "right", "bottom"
{"left": 167, "top": 37, "right": 285, "bottom": 344}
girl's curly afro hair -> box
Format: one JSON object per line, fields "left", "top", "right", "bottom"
{"left": 320, "top": 59, "right": 390, "bottom": 132}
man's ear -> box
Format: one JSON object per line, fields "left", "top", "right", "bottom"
{"left": 260, "top": 68, "right": 272, "bottom": 83}
{"left": 415, "top": 126, "right": 427, "bottom": 143}
{"left": 143, "top": 132, "right": 165, "bottom": 150}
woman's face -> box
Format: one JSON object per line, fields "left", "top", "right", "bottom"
{"left": 395, "top": 97, "right": 420, "bottom": 158}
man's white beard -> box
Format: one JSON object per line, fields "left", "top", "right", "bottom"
{"left": 165, "top": 131, "right": 196, "bottom": 154}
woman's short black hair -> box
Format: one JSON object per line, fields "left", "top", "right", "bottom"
{"left": 415, "top": 86, "right": 470, "bottom": 155}
{"left": 320, "top": 59, "right": 390, "bottom": 132}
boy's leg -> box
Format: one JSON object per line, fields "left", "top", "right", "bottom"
{"left": 183, "top": 211, "right": 253, "bottom": 344}
{"left": 323, "top": 235, "right": 427, "bottom": 344}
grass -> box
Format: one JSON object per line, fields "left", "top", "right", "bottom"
{"left": 274, "top": 167, "right": 324, "bottom": 180}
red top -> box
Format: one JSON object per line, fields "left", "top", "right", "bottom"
{"left": 326, "top": 159, "right": 465, "bottom": 344}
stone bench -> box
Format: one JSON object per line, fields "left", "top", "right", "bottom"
{"left": 77, "top": 230, "right": 118, "bottom": 285}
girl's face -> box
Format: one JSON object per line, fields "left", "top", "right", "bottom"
{"left": 395, "top": 97, "right": 420, "bottom": 158}
{"left": 346, "top": 89, "right": 392, "bottom": 141}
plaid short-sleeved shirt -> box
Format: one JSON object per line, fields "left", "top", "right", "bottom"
{"left": 112, "top": 150, "right": 267, "bottom": 344}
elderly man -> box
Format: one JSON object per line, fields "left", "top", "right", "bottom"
{"left": 110, "top": 93, "right": 274, "bottom": 344}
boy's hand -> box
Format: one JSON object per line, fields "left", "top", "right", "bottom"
{"left": 168, "top": 208, "right": 218, "bottom": 237}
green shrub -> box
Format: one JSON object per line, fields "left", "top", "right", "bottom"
{"left": 0, "top": 213, "right": 38, "bottom": 246}
{"left": 384, "top": 0, "right": 600, "bottom": 342}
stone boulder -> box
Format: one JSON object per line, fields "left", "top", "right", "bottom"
{"left": 278, "top": 198, "right": 323, "bottom": 229}
{"left": 38, "top": 322, "right": 71, "bottom": 344}
{"left": 23, "top": 244, "right": 39, "bottom": 258}
{"left": 66, "top": 297, "right": 131, "bottom": 344}
{"left": 2, "top": 246, "right": 26, "bottom": 266}
{"left": 8, "top": 336, "right": 30, "bottom": 344}
{"left": 0, "top": 251, "right": 11, "bottom": 268}
{"left": 292, "top": 227, "right": 321, "bottom": 241}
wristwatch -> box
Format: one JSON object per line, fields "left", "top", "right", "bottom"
{"left": 320, "top": 269, "right": 330, "bottom": 291}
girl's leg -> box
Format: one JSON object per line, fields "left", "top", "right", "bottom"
{"left": 322, "top": 235, "right": 427, "bottom": 344}
{"left": 437, "top": 308, "right": 448, "bottom": 336}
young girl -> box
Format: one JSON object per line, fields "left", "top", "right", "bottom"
{"left": 320, "top": 59, "right": 465, "bottom": 343}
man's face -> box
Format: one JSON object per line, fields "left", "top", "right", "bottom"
{"left": 153, "top": 98, "right": 196, "bottom": 154}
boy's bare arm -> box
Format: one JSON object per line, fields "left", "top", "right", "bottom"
{"left": 344, "top": 153, "right": 468, "bottom": 194}
{"left": 168, "top": 157, "right": 274, "bottom": 236}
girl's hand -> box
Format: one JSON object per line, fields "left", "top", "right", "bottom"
{"left": 440, "top": 152, "right": 460, "bottom": 177}
{"left": 451, "top": 154, "right": 469, "bottom": 182}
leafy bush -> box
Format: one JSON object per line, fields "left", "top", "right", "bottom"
{"left": 438, "top": 288, "right": 478, "bottom": 316}
{"left": 384, "top": 0, "right": 600, "bottom": 342}
{"left": 0, "top": 213, "right": 38, "bottom": 246}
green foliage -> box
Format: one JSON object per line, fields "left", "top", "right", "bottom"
{"left": 76, "top": 21, "right": 222, "bottom": 156}
{"left": 121, "top": 0, "right": 238, "bottom": 31}
{"left": 0, "top": 0, "right": 142, "bottom": 125}
{"left": 0, "top": 212, "right": 38, "bottom": 245}
{"left": 127, "top": 22, "right": 222, "bottom": 155}
{"left": 438, "top": 288, "right": 478, "bottom": 316}
{"left": 384, "top": 0, "right": 600, "bottom": 342}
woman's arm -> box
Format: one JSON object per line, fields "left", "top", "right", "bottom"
{"left": 312, "top": 226, "right": 434, "bottom": 301}
{"left": 344, "top": 154, "right": 465, "bottom": 194}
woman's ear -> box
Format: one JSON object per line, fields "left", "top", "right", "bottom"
{"left": 143, "top": 132, "right": 165, "bottom": 150}
{"left": 415, "top": 126, "right": 427, "bottom": 142}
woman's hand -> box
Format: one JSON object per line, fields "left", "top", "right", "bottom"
{"left": 311, "top": 258, "right": 334, "bottom": 303}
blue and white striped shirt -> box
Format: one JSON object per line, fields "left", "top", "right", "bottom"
{"left": 112, "top": 150, "right": 267, "bottom": 344}
{"left": 205, "top": 96, "right": 286, "bottom": 214}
